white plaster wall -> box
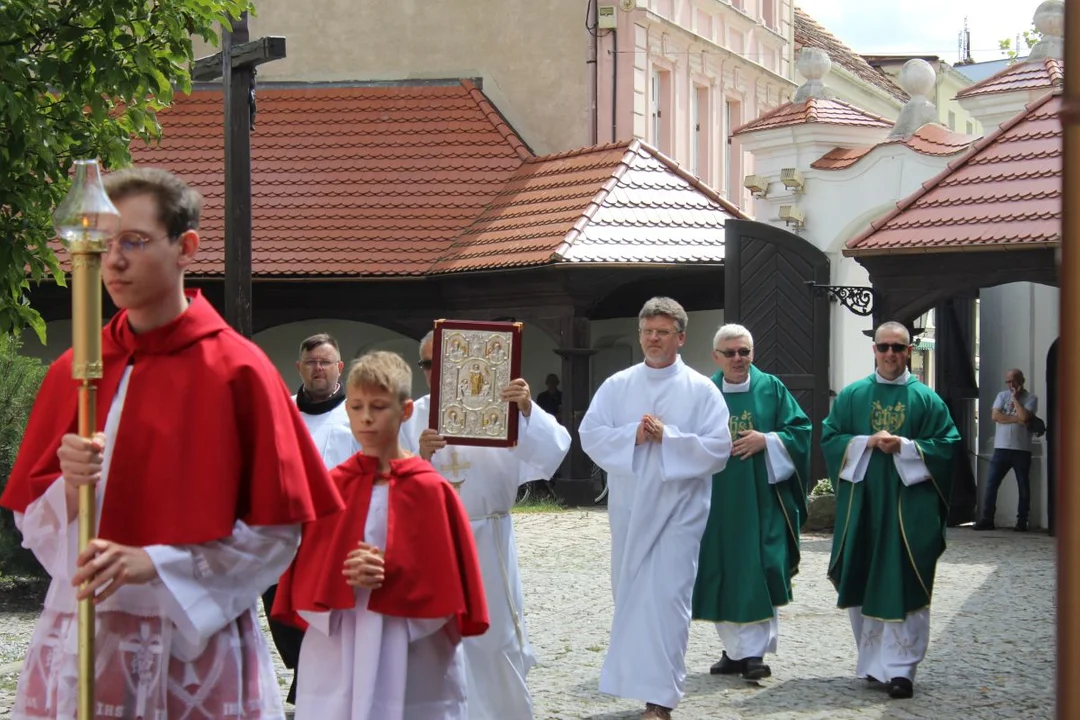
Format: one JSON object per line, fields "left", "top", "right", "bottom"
{"left": 254, "top": 320, "right": 562, "bottom": 402}
{"left": 589, "top": 309, "right": 725, "bottom": 393}
{"left": 977, "top": 282, "right": 1059, "bottom": 529}
{"left": 740, "top": 132, "right": 959, "bottom": 393}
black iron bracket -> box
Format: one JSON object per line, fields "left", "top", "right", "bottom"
{"left": 805, "top": 282, "right": 876, "bottom": 317}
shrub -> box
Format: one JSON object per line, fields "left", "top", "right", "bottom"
{"left": 0, "top": 336, "right": 48, "bottom": 577}
{"left": 810, "top": 477, "right": 834, "bottom": 496}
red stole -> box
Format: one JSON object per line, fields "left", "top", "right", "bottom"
{"left": 273, "top": 454, "right": 489, "bottom": 638}
{"left": 0, "top": 291, "right": 343, "bottom": 545}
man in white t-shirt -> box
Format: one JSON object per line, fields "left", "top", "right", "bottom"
{"left": 974, "top": 368, "right": 1038, "bottom": 532}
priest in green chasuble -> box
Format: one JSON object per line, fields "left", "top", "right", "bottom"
{"left": 823, "top": 321, "right": 959, "bottom": 700}
{"left": 692, "top": 324, "right": 811, "bottom": 681}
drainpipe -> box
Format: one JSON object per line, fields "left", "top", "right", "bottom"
{"left": 587, "top": 0, "right": 599, "bottom": 145}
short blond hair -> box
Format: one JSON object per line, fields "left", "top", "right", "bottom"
{"left": 347, "top": 350, "right": 412, "bottom": 403}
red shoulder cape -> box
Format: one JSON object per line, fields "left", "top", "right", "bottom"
{"left": 0, "top": 291, "right": 344, "bottom": 546}
{"left": 272, "top": 454, "right": 489, "bottom": 638}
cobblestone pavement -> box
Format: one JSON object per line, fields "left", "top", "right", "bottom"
{"left": 0, "top": 509, "right": 1056, "bottom": 719}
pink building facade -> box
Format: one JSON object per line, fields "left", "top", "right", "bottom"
{"left": 595, "top": 0, "right": 796, "bottom": 207}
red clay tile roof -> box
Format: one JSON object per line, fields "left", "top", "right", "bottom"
{"left": 794, "top": 7, "right": 908, "bottom": 103}
{"left": 433, "top": 140, "right": 744, "bottom": 272}
{"left": 845, "top": 92, "right": 1061, "bottom": 256}
{"left": 811, "top": 123, "right": 976, "bottom": 170}
{"left": 733, "top": 96, "right": 892, "bottom": 136}
{"left": 128, "top": 81, "right": 529, "bottom": 277}
{"left": 121, "top": 82, "right": 740, "bottom": 277}
{"left": 955, "top": 57, "right": 1064, "bottom": 99}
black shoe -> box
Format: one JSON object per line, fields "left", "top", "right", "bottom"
{"left": 1014, "top": 520, "right": 1029, "bottom": 532}
{"left": 888, "top": 677, "right": 914, "bottom": 699}
{"left": 741, "top": 657, "right": 772, "bottom": 680}
{"left": 709, "top": 651, "right": 745, "bottom": 675}
{"left": 866, "top": 675, "right": 883, "bottom": 685}
{"left": 972, "top": 520, "right": 996, "bottom": 531}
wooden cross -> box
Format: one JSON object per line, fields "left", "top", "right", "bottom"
{"left": 439, "top": 450, "right": 472, "bottom": 492}
{"left": 191, "top": 14, "right": 286, "bottom": 337}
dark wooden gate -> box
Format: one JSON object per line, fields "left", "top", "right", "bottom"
{"left": 724, "top": 219, "right": 831, "bottom": 481}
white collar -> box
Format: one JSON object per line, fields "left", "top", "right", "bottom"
{"left": 721, "top": 376, "right": 752, "bottom": 393}
{"left": 875, "top": 370, "right": 911, "bottom": 385}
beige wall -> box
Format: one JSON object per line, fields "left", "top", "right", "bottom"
{"left": 873, "top": 61, "right": 983, "bottom": 136}
{"left": 194, "top": 0, "right": 590, "bottom": 154}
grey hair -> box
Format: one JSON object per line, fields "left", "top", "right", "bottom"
{"left": 638, "top": 297, "right": 688, "bottom": 333}
{"left": 1007, "top": 368, "right": 1026, "bottom": 382}
{"left": 713, "top": 323, "right": 753, "bottom": 350}
{"left": 874, "top": 321, "right": 911, "bottom": 344}
{"left": 419, "top": 329, "right": 434, "bottom": 357}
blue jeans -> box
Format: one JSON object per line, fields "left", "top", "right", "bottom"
{"left": 981, "top": 448, "right": 1032, "bottom": 524}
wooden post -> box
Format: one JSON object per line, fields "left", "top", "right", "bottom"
{"left": 1059, "top": 1, "right": 1079, "bottom": 716}
{"left": 192, "top": 21, "right": 285, "bottom": 337}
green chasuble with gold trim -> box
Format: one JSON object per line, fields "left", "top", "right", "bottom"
{"left": 692, "top": 365, "right": 812, "bottom": 624}
{"left": 823, "top": 374, "right": 959, "bottom": 621}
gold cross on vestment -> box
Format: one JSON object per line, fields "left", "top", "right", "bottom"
{"left": 439, "top": 450, "right": 471, "bottom": 492}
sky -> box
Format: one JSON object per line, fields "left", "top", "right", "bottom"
{"left": 793, "top": 0, "right": 1041, "bottom": 65}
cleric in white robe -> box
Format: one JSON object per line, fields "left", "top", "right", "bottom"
{"left": 270, "top": 332, "right": 360, "bottom": 704}
{"left": 291, "top": 333, "right": 361, "bottom": 468}
{"left": 580, "top": 297, "right": 732, "bottom": 720}
{"left": 400, "top": 329, "right": 571, "bottom": 720}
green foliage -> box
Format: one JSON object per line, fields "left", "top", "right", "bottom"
{"left": 0, "top": 335, "right": 48, "bottom": 576}
{"left": 811, "top": 477, "right": 834, "bottom": 496}
{"left": 0, "top": 0, "right": 252, "bottom": 342}
{"left": 999, "top": 24, "right": 1042, "bottom": 62}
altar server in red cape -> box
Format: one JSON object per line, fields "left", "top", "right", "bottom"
{"left": 0, "top": 167, "right": 342, "bottom": 720}
{"left": 273, "top": 350, "right": 489, "bottom": 720}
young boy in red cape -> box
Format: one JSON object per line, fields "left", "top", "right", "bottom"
{"left": 0, "top": 167, "right": 342, "bottom": 720}
{"left": 272, "top": 350, "right": 489, "bottom": 720}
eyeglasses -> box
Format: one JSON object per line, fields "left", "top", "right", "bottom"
{"left": 418, "top": 359, "right": 433, "bottom": 370}
{"left": 301, "top": 360, "right": 337, "bottom": 369}
{"left": 717, "top": 348, "right": 751, "bottom": 358}
{"left": 105, "top": 230, "right": 174, "bottom": 254}
{"left": 640, "top": 328, "right": 678, "bottom": 339}
{"left": 875, "top": 343, "right": 909, "bottom": 354}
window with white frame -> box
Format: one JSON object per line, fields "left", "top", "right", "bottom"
{"left": 692, "top": 84, "right": 710, "bottom": 181}
{"left": 724, "top": 98, "right": 742, "bottom": 201}
{"left": 651, "top": 66, "right": 673, "bottom": 154}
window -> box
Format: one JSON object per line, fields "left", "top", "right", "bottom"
{"left": 762, "top": 0, "right": 776, "bottom": 29}
{"left": 948, "top": 111, "right": 956, "bottom": 130}
{"left": 724, "top": 99, "right": 742, "bottom": 202}
{"left": 692, "top": 85, "right": 710, "bottom": 181}
{"left": 651, "top": 67, "right": 673, "bottom": 154}
{"left": 966, "top": 120, "right": 974, "bottom": 135}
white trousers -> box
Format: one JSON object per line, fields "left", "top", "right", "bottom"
{"left": 848, "top": 607, "right": 930, "bottom": 682}
{"left": 715, "top": 612, "right": 779, "bottom": 660}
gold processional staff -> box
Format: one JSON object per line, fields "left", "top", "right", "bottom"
{"left": 51, "top": 158, "right": 121, "bottom": 720}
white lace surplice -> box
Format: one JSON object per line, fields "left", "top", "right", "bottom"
{"left": 12, "top": 369, "right": 299, "bottom": 720}
{"left": 295, "top": 484, "right": 466, "bottom": 720}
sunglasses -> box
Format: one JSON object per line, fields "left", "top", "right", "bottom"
{"left": 718, "top": 348, "right": 751, "bottom": 358}
{"left": 418, "top": 359, "right": 433, "bottom": 370}
{"left": 875, "top": 343, "right": 909, "bottom": 354}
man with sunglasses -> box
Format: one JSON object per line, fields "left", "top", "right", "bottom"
{"left": 261, "top": 332, "right": 360, "bottom": 705}
{"left": 1, "top": 167, "right": 342, "bottom": 718}
{"left": 822, "top": 321, "right": 960, "bottom": 700}
{"left": 400, "top": 329, "right": 570, "bottom": 720}
{"left": 580, "top": 297, "right": 732, "bottom": 720}
{"left": 692, "top": 324, "right": 811, "bottom": 682}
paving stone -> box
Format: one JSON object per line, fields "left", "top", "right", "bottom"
{"left": 0, "top": 512, "right": 1056, "bottom": 719}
